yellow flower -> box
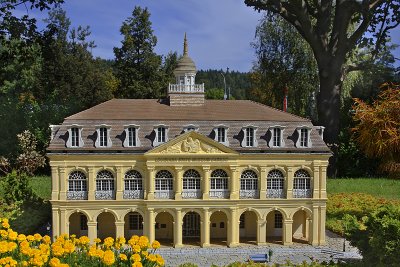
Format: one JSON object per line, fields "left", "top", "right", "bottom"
{"left": 34, "top": 233, "right": 42, "bottom": 242}
{"left": 8, "top": 230, "right": 18, "bottom": 241}
{"left": 1, "top": 218, "right": 10, "bottom": 229}
{"left": 51, "top": 243, "right": 64, "bottom": 257}
{"left": 102, "top": 250, "right": 115, "bottom": 266}
{"left": 132, "top": 244, "right": 141, "bottom": 253}
{"left": 141, "top": 251, "right": 148, "bottom": 257}
{"left": 119, "top": 253, "right": 128, "bottom": 261}
{"left": 103, "top": 237, "right": 114, "bottom": 248}
{"left": 63, "top": 240, "right": 75, "bottom": 253}
{"left": 131, "top": 253, "right": 141, "bottom": 262}
{"left": 49, "top": 257, "right": 61, "bottom": 267}
{"left": 132, "top": 262, "right": 143, "bottom": 267}
{"left": 152, "top": 240, "right": 160, "bottom": 249}
{"left": 94, "top": 238, "right": 101, "bottom": 244}
{"left": 17, "top": 234, "right": 27, "bottom": 242}
{"left": 27, "top": 235, "right": 34, "bottom": 242}
{"left": 42, "top": 235, "right": 51, "bottom": 244}
{"left": 78, "top": 236, "right": 90, "bottom": 245}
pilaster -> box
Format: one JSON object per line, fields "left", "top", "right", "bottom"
{"left": 88, "top": 167, "right": 95, "bottom": 200}
{"left": 259, "top": 167, "right": 267, "bottom": 200}
{"left": 319, "top": 165, "right": 327, "bottom": 199}
{"left": 257, "top": 218, "right": 267, "bottom": 245}
{"left": 146, "top": 209, "right": 155, "bottom": 243}
{"left": 201, "top": 208, "right": 210, "bottom": 247}
{"left": 59, "top": 209, "right": 68, "bottom": 235}
{"left": 87, "top": 221, "right": 97, "bottom": 242}
{"left": 175, "top": 166, "right": 183, "bottom": 200}
{"left": 311, "top": 206, "right": 319, "bottom": 245}
{"left": 116, "top": 166, "right": 124, "bottom": 200}
{"left": 227, "top": 208, "right": 239, "bottom": 247}
{"left": 174, "top": 209, "right": 183, "bottom": 248}
{"left": 52, "top": 208, "right": 59, "bottom": 240}
{"left": 283, "top": 219, "right": 293, "bottom": 245}
{"left": 286, "top": 167, "right": 294, "bottom": 199}
{"left": 51, "top": 166, "right": 59, "bottom": 200}
{"left": 202, "top": 166, "right": 210, "bottom": 200}
{"left": 59, "top": 168, "right": 67, "bottom": 200}
{"left": 319, "top": 206, "right": 326, "bottom": 245}
{"left": 147, "top": 167, "right": 155, "bottom": 200}
{"left": 312, "top": 163, "right": 320, "bottom": 199}
{"left": 229, "top": 166, "right": 239, "bottom": 200}
{"left": 115, "top": 221, "right": 125, "bottom": 238}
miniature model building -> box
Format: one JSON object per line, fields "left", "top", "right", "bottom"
{"left": 48, "top": 35, "right": 330, "bottom": 247}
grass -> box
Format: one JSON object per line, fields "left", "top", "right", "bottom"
{"left": 29, "top": 175, "right": 51, "bottom": 200}
{"left": 327, "top": 177, "right": 400, "bottom": 199}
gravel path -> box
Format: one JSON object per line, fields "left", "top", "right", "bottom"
{"left": 157, "top": 231, "right": 362, "bottom": 267}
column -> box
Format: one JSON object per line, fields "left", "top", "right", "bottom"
{"left": 115, "top": 221, "right": 125, "bottom": 238}
{"left": 319, "top": 206, "right": 326, "bottom": 245}
{"left": 201, "top": 209, "right": 210, "bottom": 247}
{"left": 145, "top": 209, "right": 155, "bottom": 243}
{"left": 229, "top": 167, "right": 239, "bottom": 200}
{"left": 147, "top": 167, "right": 155, "bottom": 200}
{"left": 59, "top": 168, "right": 67, "bottom": 200}
{"left": 286, "top": 167, "right": 294, "bottom": 199}
{"left": 59, "top": 209, "right": 68, "bottom": 235}
{"left": 306, "top": 217, "right": 311, "bottom": 242}
{"left": 52, "top": 208, "right": 59, "bottom": 240}
{"left": 116, "top": 166, "right": 124, "bottom": 200}
{"left": 175, "top": 166, "right": 183, "bottom": 200}
{"left": 202, "top": 166, "right": 210, "bottom": 200}
{"left": 51, "top": 166, "right": 59, "bottom": 200}
{"left": 259, "top": 167, "right": 267, "bottom": 200}
{"left": 257, "top": 218, "right": 267, "bottom": 245}
{"left": 311, "top": 206, "right": 319, "bottom": 245}
{"left": 174, "top": 209, "right": 183, "bottom": 248}
{"left": 319, "top": 165, "right": 327, "bottom": 199}
{"left": 88, "top": 167, "right": 95, "bottom": 200}
{"left": 227, "top": 208, "right": 238, "bottom": 247}
{"left": 87, "top": 221, "right": 97, "bottom": 242}
{"left": 283, "top": 219, "right": 293, "bottom": 245}
{"left": 312, "top": 163, "right": 320, "bottom": 199}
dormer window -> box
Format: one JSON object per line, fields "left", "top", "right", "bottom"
{"left": 241, "top": 126, "right": 258, "bottom": 147}
{"left": 153, "top": 125, "right": 169, "bottom": 146}
{"left": 66, "top": 125, "right": 84, "bottom": 148}
{"left": 213, "top": 125, "right": 229, "bottom": 146}
{"left": 184, "top": 124, "right": 198, "bottom": 132}
{"left": 123, "top": 125, "right": 140, "bottom": 147}
{"left": 296, "top": 126, "right": 312, "bottom": 148}
{"left": 268, "top": 126, "right": 285, "bottom": 148}
{"left": 95, "top": 125, "right": 112, "bottom": 148}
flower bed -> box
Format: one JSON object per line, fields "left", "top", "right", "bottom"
{"left": 0, "top": 218, "right": 164, "bottom": 267}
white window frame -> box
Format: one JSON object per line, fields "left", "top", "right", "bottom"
{"left": 95, "top": 125, "right": 112, "bottom": 148}
{"left": 183, "top": 124, "right": 199, "bottom": 132}
{"left": 296, "top": 126, "right": 312, "bottom": 148}
{"left": 123, "top": 124, "right": 140, "bottom": 147}
{"left": 316, "top": 126, "right": 325, "bottom": 140}
{"left": 213, "top": 125, "right": 229, "bottom": 146}
{"left": 241, "top": 126, "right": 258, "bottom": 147}
{"left": 268, "top": 125, "right": 285, "bottom": 148}
{"left": 153, "top": 124, "right": 169, "bottom": 146}
{"left": 66, "top": 125, "right": 84, "bottom": 148}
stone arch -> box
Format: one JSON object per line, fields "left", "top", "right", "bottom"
{"left": 289, "top": 206, "right": 312, "bottom": 220}
{"left": 238, "top": 209, "right": 259, "bottom": 245}
{"left": 269, "top": 166, "right": 287, "bottom": 176}
{"left": 121, "top": 208, "right": 145, "bottom": 219}
{"left": 263, "top": 207, "right": 289, "bottom": 221}
{"left": 265, "top": 208, "right": 285, "bottom": 244}
{"left": 293, "top": 166, "right": 313, "bottom": 178}
{"left": 182, "top": 208, "right": 204, "bottom": 221}
{"left": 292, "top": 209, "right": 310, "bottom": 243}
{"left": 155, "top": 210, "right": 174, "bottom": 247}
{"left": 67, "top": 209, "right": 92, "bottom": 221}
{"left": 240, "top": 166, "right": 260, "bottom": 176}
{"left": 211, "top": 167, "right": 230, "bottom": 176}
{"left": 68, "top": 211, "right": 88, "bottom": 237}
{"left": 67, "top": 167, "right": 88, "bottom": 177}
{"left": 97, "top": 211, "right": 116, "bottom": 240}
{"left": 155, "top": 167, "right": 176, "bottom": 177}
{"left": 154, "top": 208, "right": 177, "bottom": 222}
{"left": 95, "top": 167, "right": 116, "bottom": 177}
{"left": 183, "top": 166, "right": 203, "bottom": 175}
{"left": 209, "top": 208, "right": 230, "bottom": 219}
{"left": 124, "top": 211, "right": 144, "bottom": 239}
{"left": 238, "top": 208, "right": 262, "bottom": 221}
{"left": 182, "top": 210, "right": 202, "bottom": 246}
{"left": 93, "top": 208, "right": 119, "bottom": 221}
{"left": 209, "top": 209, "right": 229, "bottom": 245}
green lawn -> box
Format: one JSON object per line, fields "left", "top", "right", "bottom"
{"left": 327, "top": 177, "right": 400, "bottom": 199}
{"left": 29, "top": 175, "right": 51, "bottom": 200}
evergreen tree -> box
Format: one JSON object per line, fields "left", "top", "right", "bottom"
{"left": 113, "top": 6, "right": 165, "bottom": 99}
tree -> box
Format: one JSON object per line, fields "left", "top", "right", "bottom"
{"left": 113, "top": 6, "right": 165, "bottom": 99}
{"left": 250, "top": 15, "right": 319, "bottom": 118}
{"left": 245, "top": 0, "right": 400, "bottom": 175}
{"left": 352, "top": 83, "right": 400, "bottom": 177}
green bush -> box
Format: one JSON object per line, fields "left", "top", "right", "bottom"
{"left": 345, "top": 204, "right": 400, "bottom": 267}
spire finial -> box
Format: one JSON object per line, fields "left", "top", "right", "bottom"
{"left": 183, "top": 32, "right": 188, "bottom": 56}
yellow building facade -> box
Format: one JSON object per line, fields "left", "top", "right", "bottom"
{"left": 48, "top": 36, "right": 330, "bottom": 247}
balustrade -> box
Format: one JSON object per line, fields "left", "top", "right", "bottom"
{"left": 67, "top": 191, "right": 88, "bottom": 200}
{"left": 123, "top": 190, "right": 144, "bottom": 199}
{"left": 293, "top": 189, "right": 312, "bottom": 198}
{"left": 168, "top": 83, "right": 204, "bottom": 93}
{"left": 239, "top": 190, "right": 259, "bottom": 199}
{"left": 95, "top": 190, "right": 115, "bottom": 200}
{"left": 155, "top": 190, "right": 174, "bottom": 199}
{"left": 266, "top": 189, "right": 286, "bottom": 199}
{"left": 182, "top": 189, "right": 202, "bottom": 199}
{"left": 209, "top": 189, "right": 230, "bottom": 199}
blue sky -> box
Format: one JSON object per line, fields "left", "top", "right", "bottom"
{"left": 16, "top": 0, "right": 400, "bottom": 72}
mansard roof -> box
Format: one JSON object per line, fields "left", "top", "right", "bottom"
{"left": 66, "top": 99, "right": 310, "bottom": 122}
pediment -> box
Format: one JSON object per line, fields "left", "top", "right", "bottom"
{"left": 145, "top": 131, "right": 238, "bottom": 156}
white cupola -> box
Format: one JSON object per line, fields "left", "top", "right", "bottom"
{"left": 168, "top": 33, "right": 205, "bottom": 106}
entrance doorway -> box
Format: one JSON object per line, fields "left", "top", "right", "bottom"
{"left": 183, "top": 212, "right": 201, "bottom": 246}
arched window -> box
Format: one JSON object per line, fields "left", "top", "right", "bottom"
{"left": 155, "top": 170, "right": 173, "bottom": 191}
{"left": 67, "top": 171, "right": 87, "bottom": 200}
{"left": 123, "top": 170, "right": 143, "bottom": 199}
{"left": 240, "top": 170, "right": 258, "bottom": 190}
{"left": 293, "top": 169, "right": 312, "bottom": 198}
{"left": 96, "top": 170, "right": 114, "bottom": 191}
{"left": 267, "top": 169, "right": 285, "bottom": 198}
{"left": 183, "top": 169, "right": 201, "bottom": 190}
{"left": 210, "top": 169, "right": 228, "bottom": 190}
{"left": 124, "top": 170, "right": 143, "bottom": 191}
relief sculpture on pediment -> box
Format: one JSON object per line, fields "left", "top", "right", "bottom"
{"left": 159, "top": 137, "right": 223, "bottom": 154}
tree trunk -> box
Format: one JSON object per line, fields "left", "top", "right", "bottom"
{"left": 317, "top": 66, "right": 343, "bottom": 178}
